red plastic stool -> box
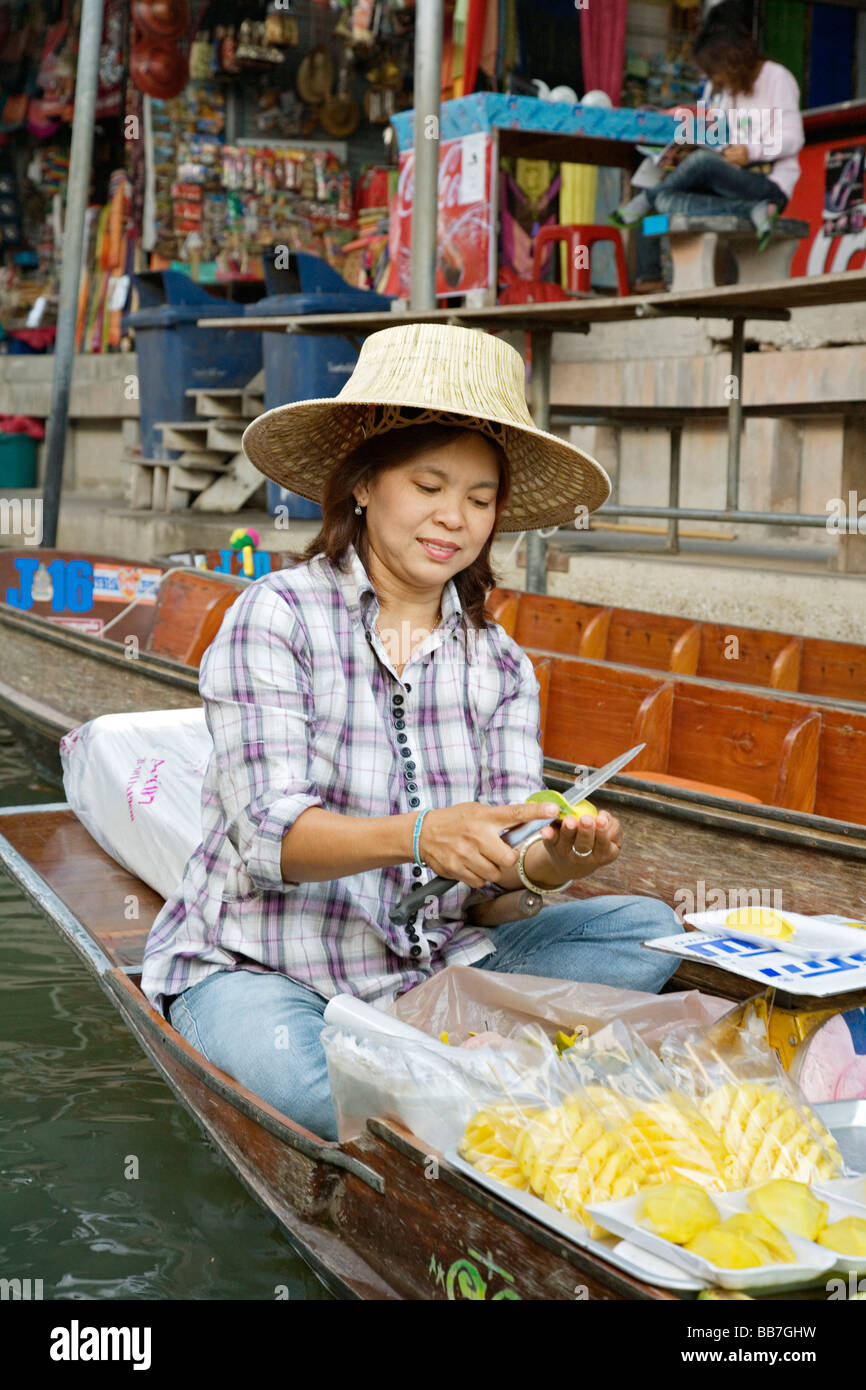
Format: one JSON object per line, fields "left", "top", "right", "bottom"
{"left": 533, "top": 224, "right": 630, "bottom": 296}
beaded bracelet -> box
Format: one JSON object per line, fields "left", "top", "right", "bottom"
{"left": 413, "top": 807, "right": 431, "bottom": 867}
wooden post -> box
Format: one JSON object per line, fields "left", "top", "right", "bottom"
{"left": 726, "top": 315, "right": 745, "bottom": 513}
{"left": 526, "top": 329, "right": 553, "bottom": 594}
{"left": 838, "top": 413, "right": 866, "bottom": 574}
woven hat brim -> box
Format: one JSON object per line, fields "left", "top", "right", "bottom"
{"left": 241, "top": 399, "right": 611, "bottom": 534}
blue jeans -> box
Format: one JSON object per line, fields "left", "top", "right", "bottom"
{"left": 648, "top": 150, "right": 788, "bottom": 221}
{"left": 169, "top": 894, "right": 682, "bottom": 1142}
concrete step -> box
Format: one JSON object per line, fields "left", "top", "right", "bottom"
{"left": 206, "top": 420, "right": 249, "bottom": 452}
{"left": 191, "top": 451, "right": 266, "bottom": 513}
{"left": 186, "top": 387, "right": 249, "bottom": 418}
{"left": 176, "top": 449, "right": 233, "bottom": 471}
{"left": 125, "top": 454, "right": 231, "bottom": 511}
{"left": 152, "top": 421, "right": 211, "bottom": 453}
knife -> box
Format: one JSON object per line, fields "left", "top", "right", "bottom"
{"left": 388, "top": 742, "right": 646, "bottom": 926}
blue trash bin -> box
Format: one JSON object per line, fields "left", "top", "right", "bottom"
{"left": 250, "top": 253, "right": 393, "bottom": 521}
{"left": 123, "top": 273, "right": 264, "bottom": 459}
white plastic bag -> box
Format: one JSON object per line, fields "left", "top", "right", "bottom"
{"left": 59, "top": 707, "right": 212, "bottom": 899}
{"left": 321, "top": 995, "right": 562, "bottom": 1149}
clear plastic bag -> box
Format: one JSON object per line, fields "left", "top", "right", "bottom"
{"left": 320, "top": 1016, "right": 560, "bottom": 1153}
{"left": 658, "top": 1010, "right": 847, "bottom": 1185}
{"left": 387, "top": 963, "right": 731, "bottom": 1049}
{"left": 558, "top": 1020, "right": 731, "bottom": 1192}
{"left": 322, "top": 966, "right": 743, "bottom": 1239}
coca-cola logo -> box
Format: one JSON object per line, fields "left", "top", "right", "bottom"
{"left": 438, "top": 141, "right": 465, "bottom": 211}
{"left": 397, "top": 138, "right": 477, "bottom": 222}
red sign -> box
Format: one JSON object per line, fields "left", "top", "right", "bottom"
{"left": 788, "top": 136, "right": 866, "bottom": 277}
{"left": 395, "top": 134, "right": 495, "bottom": 298}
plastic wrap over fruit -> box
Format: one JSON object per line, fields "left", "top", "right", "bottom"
{"left": 556, "top": 1020, "right": 732, "bottom": 1191}
{"left": 659, "top": 1012, "right": 846, "bottom": 1186}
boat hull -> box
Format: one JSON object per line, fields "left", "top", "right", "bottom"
{"left": 0, "top": 608, "right": 200, "bottom": 784}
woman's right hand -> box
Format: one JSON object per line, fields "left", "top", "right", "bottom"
{"left": 415, "top": 801, "right": 561, "bottom": 889}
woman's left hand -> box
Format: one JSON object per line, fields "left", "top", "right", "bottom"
{"left": 538, "top": 810, "right": 623, "bottom": 881}
{"left": 722, "top": 144, "right": 750, "bottom": 166}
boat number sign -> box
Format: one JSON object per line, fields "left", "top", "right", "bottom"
{"left": 6, "top": 559, "right": 161, "bottom": 611}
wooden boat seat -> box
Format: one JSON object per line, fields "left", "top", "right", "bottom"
{"left": 536, "top": 651, "right": 826, "bottom": 815}
{"left": 513, "top": 591, "right": 613, "bottom": 660}
{"left": 490, "top": 589, "right": 866, "bottom": 707}
{"left": 537, "top": 656, "right": 673, "bottom": 774}
{"left": 668, "top": 689, "right": 821, "bottom": 813}
{"left": 800, "top": 637, "right": 866, "bottom": 704}
{"left": 529, "top": 655, "right": 552, "bottom": 738}
{"left": 625, "top": 770, "right": 762, "bottom": 804}
{"left": 812, "top": 703, "right": 866, "bottom": 825}
{"left": 145, "top": 569, "right": 244, "bottom": 667}
{"left": 486, "top": 588, "right": 521, "bottom": 638}
{"left": 696, "top": 624, "right": 802, "bottom": 691}
{"left": 607, "top": 609, "right": 698, "bottom": 674}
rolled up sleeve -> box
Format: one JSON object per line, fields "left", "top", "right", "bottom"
{"left": 475, "top": 646, "right": 545, "bottom": 898}
{"left": 199, "top": 581, "right": 323, "bottom": 892}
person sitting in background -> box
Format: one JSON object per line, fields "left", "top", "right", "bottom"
{"left": 613, "top": 11, "right": 804, "bottom": 252}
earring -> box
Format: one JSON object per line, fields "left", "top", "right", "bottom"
{"left": 354, "top": 503, "right": 363, "bottom": 515}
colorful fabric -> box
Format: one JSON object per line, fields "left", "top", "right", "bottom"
{"left": 579, "top": 0, "right": 627, "bottom": 104}
{"left": 141, "top": 543, "right": 545, "bottom": 1020}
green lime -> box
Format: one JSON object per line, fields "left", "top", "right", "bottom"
{"left": 525, "top": 790, "right": 597, "bottom": 817}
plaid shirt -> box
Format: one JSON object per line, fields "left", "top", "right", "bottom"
{"left": 140, "top": 541, "right": 544, "bottom": 1019}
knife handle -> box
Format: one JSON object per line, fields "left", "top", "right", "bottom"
{"left": 388, "top": 873, "right": 456, "bottom": 926}
{"left": 389, "top": 812, "right": 562, "bottom": 926}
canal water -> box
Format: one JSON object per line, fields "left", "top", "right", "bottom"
{"left": 0, "top": 721, "right": 332, "bottom": 1300}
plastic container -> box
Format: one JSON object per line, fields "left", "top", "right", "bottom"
{"left": 249, "top": 252, "right": 393, "bottom": 521}
{"left": 0, "top": 431, "right": 37, "bottom": 486}
{"left": 122, "top": 272, "right": 264, "bottom": 459}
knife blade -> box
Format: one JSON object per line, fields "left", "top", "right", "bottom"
{"left": 388, "top": 742, "right": 646, "bottom": 926}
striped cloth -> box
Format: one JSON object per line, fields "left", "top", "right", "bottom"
{"left": 140, "top": 541, "right": 545, "bottom": 1019}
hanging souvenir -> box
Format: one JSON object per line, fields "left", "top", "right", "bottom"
{"left": 130, "top": 41, "right": 189, "bottom": 99}
{"left": 320, "top": 43, "right": 360, "bottom": 138}
{"left": 131, "top": 0, "right": 191, "bottom": 42}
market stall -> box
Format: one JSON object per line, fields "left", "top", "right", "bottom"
{"left": 389, "top": 93, "right": 679, "bottom": 302}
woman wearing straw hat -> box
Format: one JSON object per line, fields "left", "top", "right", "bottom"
{"left": 141, "top": 322, "right": 682, "bottom": 1141}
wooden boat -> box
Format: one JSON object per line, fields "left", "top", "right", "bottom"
{"left": 1, "top": 799, "right": 859, "bottom": 1301}
{"left": 489, "top": 588, "right": 866, "bottom": 705}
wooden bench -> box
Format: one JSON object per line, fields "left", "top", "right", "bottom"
{"left": 800, "top": 637, "right": 866, "bottom": 706}
{"left": 144, "top": 569, "right": 245, "bottom": 667}
{"left": 813, "top": 703, "right": 866, "bottom": 826}
{"left": 642, "top": 212, "right": 811, "bottom": 293}
{"left": 487, "top": 590, "right": 866, "bottom": 703}
{"left": 526, "top": 649, "right": 835, "bottom": 815}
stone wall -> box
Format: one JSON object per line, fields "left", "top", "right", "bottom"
{"left": 0, "top": 352, "right": 138, "bottom": 496}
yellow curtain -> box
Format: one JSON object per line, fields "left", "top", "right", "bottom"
{"left": 558, "top": 165, "right": 598, "bottom": 285}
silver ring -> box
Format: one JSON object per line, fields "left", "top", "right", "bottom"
{"left": 571, "top": 844, "right": 594, "bottom": 858}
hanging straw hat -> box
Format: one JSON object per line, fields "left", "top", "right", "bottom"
{"left": 241, "top": 321, "right": 611, "bottom": 533}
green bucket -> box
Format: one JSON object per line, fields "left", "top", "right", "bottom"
{"left": 0, "top": 432, "right": 37, "bottom": 487}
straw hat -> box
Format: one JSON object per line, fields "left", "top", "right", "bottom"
{"left": 241, "top": 321, "right": 611, "bottom": 533}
